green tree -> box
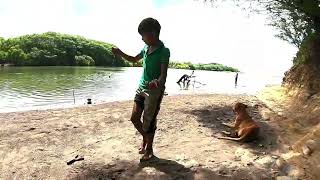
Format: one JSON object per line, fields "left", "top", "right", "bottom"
{"left": 6, "top": 46, "right": 28, "bottom": 65}
{"left": 0, "top": 37, "right": 4, "bottom": 46}
{"left": 75, "top": 55, "right": 95, "bottom": 66}
{"left": 168, "top": 61, "right": 238, "bottom": 72}
{"left": 0, "top": 51, "right": 7, "bottom": 64}
{"left": 0, "top": 32, "right": 130, "bottom": 66}
{"left": 0, "top": 37, "right": 5, "bottom": 64}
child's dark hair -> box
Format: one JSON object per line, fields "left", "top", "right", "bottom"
{"left": 138, "top": 17, "right": 161, "bottom": 36}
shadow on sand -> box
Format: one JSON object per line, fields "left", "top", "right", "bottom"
{"left": 69, "top": 156, "right": 271, "bottom": 180}
{"left": 182, "top": 102, "right": 279, "bottom": 153}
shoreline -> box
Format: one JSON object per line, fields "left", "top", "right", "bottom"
{"left": 1, "top": 66, "right": 283, "bottom": 114}
{"left": 0, "top": 91, "right": 259, "bottom": 114}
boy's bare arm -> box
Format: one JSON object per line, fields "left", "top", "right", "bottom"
{"left": 121, "top": 52, "right": 142, "bottom": 63}
{"left": 158, "top": 63, "right": 168, "bottom": 85}
{"left": 111, "top": 47, "right": 142, "bottom": 63}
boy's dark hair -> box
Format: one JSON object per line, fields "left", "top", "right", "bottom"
{"left": 138, "top": 17, "right": 161, "bottom": 36}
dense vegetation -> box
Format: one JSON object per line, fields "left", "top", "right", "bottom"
{"left": 169, "top": 61, "right": 238, "bottom": 72}
{"left": 0, "top": 32, "right": 129, "bottom": 66}
{"left": 0, "top": 32, "right": 238, "bottom": 72}
{"left": 292, "top": 33, "right": 317, "bottom": 65}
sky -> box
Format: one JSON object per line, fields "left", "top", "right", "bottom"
{"left": 0, "top": 0, "right": 298, "bottom": 74}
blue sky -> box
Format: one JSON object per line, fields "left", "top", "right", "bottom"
{"left": 73, "top": 0, "right": 91, "bottom": 16}
{"left": 0, "top": 0, "right": 297, "bottom": 74}
{"left": 152, "top": 0, "right": 184, "bottom": 8}
{"left": 153, "top": 0, "right": 171, "bottom": 8}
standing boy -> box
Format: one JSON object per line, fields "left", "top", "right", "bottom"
{"left": 112, "top": 17, "right": 170, "bottom": 161}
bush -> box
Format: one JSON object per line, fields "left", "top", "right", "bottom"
{"left": 293, "top": 33, "right": 317, "bottom": 65}
{"left": 75, "top": 55, "right": 95, "bottom": 66}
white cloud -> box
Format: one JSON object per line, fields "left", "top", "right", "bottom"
{"left": 0, "top": 0, "right": 297, "bottom": 74}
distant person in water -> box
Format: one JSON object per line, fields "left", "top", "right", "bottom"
{"left": 177, "top": 70, "right": 194, "bottom": 89}
{"left": 235, "top": 72, "right": 239, "bottom": 87}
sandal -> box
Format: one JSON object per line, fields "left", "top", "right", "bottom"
{"left": 138, "top": 147, "right": 146, "bottom": 154}
{"left": 140, "top": 149, "right": 154, "bottom": 162}
{"left": 138, "top": 140, "right": 147, "bottom": 154}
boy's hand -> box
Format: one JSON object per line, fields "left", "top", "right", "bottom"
{"left": 111, "top": 47, "right": 122, "bottom": 56}
{"left": 148, "top": 79, "right": 160, "bottom": 89}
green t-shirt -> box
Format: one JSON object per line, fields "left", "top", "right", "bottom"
{"left": 139, "top": 41, "right": 170, "bottom": 89}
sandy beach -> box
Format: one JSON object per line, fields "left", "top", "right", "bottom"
{"left": 0, "top": 87, "right": 318, "bottom": 180}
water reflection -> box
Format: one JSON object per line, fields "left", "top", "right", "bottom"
{"left": 0, "top": 66, "right": 283, "bottom": 112}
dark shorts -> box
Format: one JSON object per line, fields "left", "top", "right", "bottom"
{"left": 134, "top": 87, "right": 165, "bottom": 133}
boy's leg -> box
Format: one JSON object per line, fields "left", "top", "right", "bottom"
{"left": 141, "top": 89, "right": 164, "bottom": 160}
{"left": 146, "top": 93, "right": 163, "bottom": 151}
{"left": 132, "top": 92, "right": 146, "bottom": 153}
{"left": 130, "top": 102, "right": 144, "bottom": 135}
